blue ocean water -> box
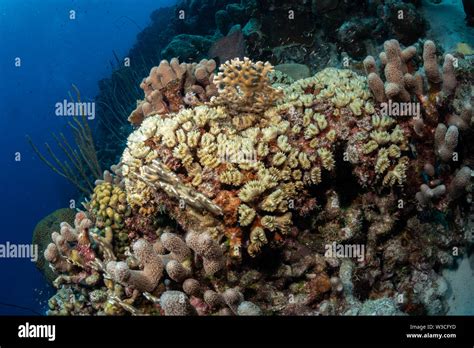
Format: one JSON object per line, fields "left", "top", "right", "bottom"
{"left": 0, "top": 0, "right": 176, "bottom": 315}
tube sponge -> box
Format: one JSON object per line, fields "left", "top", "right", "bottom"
{"left": 416, "top": 184, "right": 446, "bottom": 207}
{"left": 383, "top": 39, "right": 411, "bottom": 101}
{"left": 448, "top": 166, "right": 472, "bottom": 200}
{"left": 165, "top": 259, "right": 191, "bottom": 282}
{"left": 129, "top": 58, "right": 217, "bottom": 126}
{"left": 435, "top": 124, "right": 459, "bottom": 162}
{"left": 160, "top": 232, "right": 191, "bottom": 262}
{"left": 447, "top": 103, "right": 472, "bottom": 131}
{"left": 442, "top": 54, "right": 457, "bottom": 96}
{"left": 106, "top": 239, "right": 163, "bottom": 292}
{"left": 185, "top": 232, "right": 225, "bottom": 276}
{"left": 367, "top": 72, "right": 386, "bottom": 103}
{"left": 423, "top": 40, "right": 442, "bottom": 84}
{"left": 44, "top": 211, "right": 94, "bottom": 272}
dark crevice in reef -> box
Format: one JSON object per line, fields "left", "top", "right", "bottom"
{"left": 333, "top": 145, "right": 361, "bottom": 208}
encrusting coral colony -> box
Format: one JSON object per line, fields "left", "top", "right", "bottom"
{"left": 39, "top": 37, "right": 473, "bottom": 316}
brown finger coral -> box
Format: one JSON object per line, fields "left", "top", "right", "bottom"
{"left": 128, "top": 58, "right": 217, "bottom": 126}
{"left": 106, "top": 239, "right": 163, "bottom": 292}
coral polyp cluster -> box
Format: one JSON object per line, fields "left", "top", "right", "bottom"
{"left": 122, "top": 58, "right": 380, "bottom": 260}
{"left": 38, "top": 46, "right": 473, "bottom": 317}
{"left": 88, "top": 182, "right": 131, "bottom": 257}
{"left": 347, "top": 114, "right": 410, "bottom": 188}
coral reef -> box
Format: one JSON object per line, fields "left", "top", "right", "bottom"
{"left": 122, "top": 59, "right": 375, "bottom": 260}
{"left": 39, "top": 44, "right": 473, "bottom": 317}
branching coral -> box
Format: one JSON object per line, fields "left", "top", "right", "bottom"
{"left": 44, "top": 211, "right": 95, "bottom": 273}
{"left": 364, "top": 40, "right": 456, "bottom": 103}
{"left": 211, "top": 57, "right": 282, "bottom": 114}
{"left": 107, "top": 239, "right": 163, "bottom": 292}
{"left": 43, "top": 211, "right": 107, "bottom": 290}
{"left": 128, "top": 58, "right": 217, "bottom": 126}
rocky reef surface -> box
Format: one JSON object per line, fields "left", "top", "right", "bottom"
{"left": 34, "top": 34, "right": 474, "bottom": 315}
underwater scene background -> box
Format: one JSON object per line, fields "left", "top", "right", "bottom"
{"left": 0, "top": 0, "right": 473, "bottom": 316}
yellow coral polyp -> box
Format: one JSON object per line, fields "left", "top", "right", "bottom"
{"left": 272, "top": 152, "right": 287, "bottom": 166}
{"left": 238, "top": 180, "right": 266, "bottom": 202}
{"left": 326, "top": 129, "right": 337, "bottom": 143}
{"left": 314, "top": 114, "right": 328, "bottom": 131}
{"left": 349, "top": 99, "right": 363, "bottom": 116}
{"left": 390, "top": 126, "right": 406, "bottom": 144}
{"left": 219, "top": 169, "right": 244, "bottom": 186}
{"left": 238, "top": 204, "right": 256, "bottom": 226}
{"left": 304, "top": 124, "right": 320, "bottom": 139}
{"left": 257, "top": 142, "right": 269, "bottom": 157}
{"left": 362, "top": 140, "right": 379, "bottom": 154}
{"left": 370, "top": 130, "right": 391, "bottom": 145}
{"left": 261, "top": 213, "right": 292, "bottom": 233}
{"left": 298, "top": 152, "right": 311, "bottom": 170}
{"left": 310, "top": 166, "right": 322, "bottom": 184}
{"left": 387, "top": 144, "right": 401, "bottom": 158}
{"left": 375, "top": 149, "right": 390, "bottom": 174}
{"left": 277, "top": 135, "right": 292, "bottom": 153}
{"left": 260, "top": 189, "right": 285, "bottom": 212}
{"left": 175, "top": 128, "right": 187, "bottom": 144}
{"left": 303, "top": 110, "right": 313, "bottom": 127}
{"left": 317, "top": 148, "right": 335, "bottom": 171}
{"left": 187, "top": 130, "right": 201, "bottom": 148}
{"left": 383, "top": 157, "right": 409, "bottom": 186}
{"left": 262, "top": 126, "right": 279, "bottom": 142}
